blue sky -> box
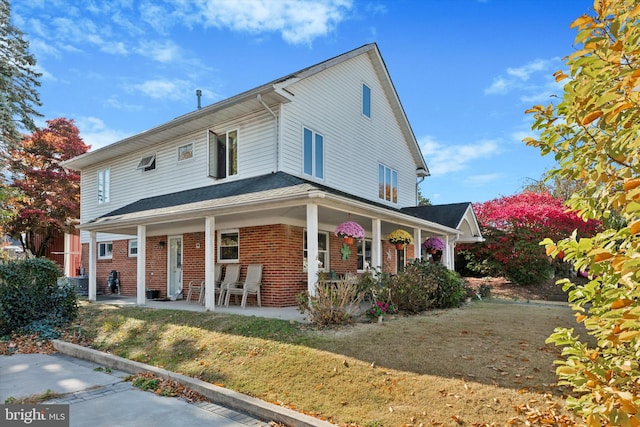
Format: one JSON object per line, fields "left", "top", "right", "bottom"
{"left": 13, "top": 0, "right": 592, "bottom": 205}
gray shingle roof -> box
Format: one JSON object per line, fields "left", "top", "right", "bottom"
{"left": 401, "top": 203, "right": 472, "bottom": 230}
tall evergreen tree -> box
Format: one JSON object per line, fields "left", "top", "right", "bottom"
{"left": 0, "top": 0, "right": 42, "bottom": 148}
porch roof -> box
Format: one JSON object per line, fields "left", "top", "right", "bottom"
{"left": 79, "top": 172, "right": 463, "bottom": 237}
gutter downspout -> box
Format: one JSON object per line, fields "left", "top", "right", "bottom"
{"left": 257, "top": 94, "right": 279, "bottom": 172}
{"left": 416, "top": 176, "right": 426, "bottom": 205}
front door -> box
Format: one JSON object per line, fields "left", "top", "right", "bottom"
{"left": 168, "top": 236, "right": 183, "bottom": 297}
{"left": 396, "top": 247, "right": 405, "bottom": 273}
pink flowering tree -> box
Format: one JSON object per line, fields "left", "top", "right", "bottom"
{"left": 458, "top": 191, "right": 600, "bottom": 285}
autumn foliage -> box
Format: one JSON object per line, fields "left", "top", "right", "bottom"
{"left": 2, "top": 118, "right": 89, "bottom": 256}
{"left": 525, "top": 0, "right": 640, "bottom": 424}
{"left": 460, "top": 191, "right": 600, "bottom": 285}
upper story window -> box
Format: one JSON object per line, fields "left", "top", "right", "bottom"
{"left": 303, "top": 231, "right": 329, "bottom": 272}
{"left": 137, "top": 154, "right": 156, "bottom": 172}
{"left": 97, "top": 168, "right": 110, "bottom": 204}
{"left": 208, "top": 130, "right": 238, "bottom": 179}
{"left": 362, "top": 83, "right": 371, "bottom": 118}
{"left": 303, "top": 127, "right": 324, "bottom": 179}
{"left": 218, "top": 230, "right": 239, "bottom": 262}
{"left": 378, "top": 164, "right": 398, "bottom": 203}
{"left": 98, "top": 242, "right": 113, "bottom": 259}
{"left": 178, "top": 143, "right": 194, "bottom": 161}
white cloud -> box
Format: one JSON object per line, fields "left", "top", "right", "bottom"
{"left": 485, "top": 57, "right": 562, "bottom": 97}
{"left": 128, "top": 79, "right": 193, "bottom": 101}
{"left": 135, "top": 40, "right": 182, "bottom": 63}
{"left": 463, "top": 173, "right": 504, "bottom": 187}
{"left": 74, "top": 116, "right": 130, "bottom": 150}
{"left": 420, "top": 135, "right": 501, "bottom": 177}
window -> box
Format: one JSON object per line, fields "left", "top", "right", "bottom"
{"left": 97, "top": 168, "right": 110, "bottom": 204}
{"left": 362, "top": 83, "right": 371, "bottom": 118}
{"left": 178, "top": 143, "right": 193, "bottom": 161}
{"left": 303, "top": 127, "right": 324, "bottom": 179}
{"left": 98, "top": 242, "right": 113, "bottom": 259}
{"left": 357, "top": 239, "right": 372, "bottom": 271}
{"left": 218, "top": 230, "right": 239, "bottom": 262}
{"left": 208, "top": 130, "right": 238, "bottom": 179}
{"left": 378, "top": 164, "right": 398, "bottom": 203}
{"left": 303, "top": 231, "right": 328, "bottom": 271}
{"left": 128, "top": 239, "right": 138, "bottom": 257}
{"left": 137, "top": 154, "right": 156, "bottom": 171}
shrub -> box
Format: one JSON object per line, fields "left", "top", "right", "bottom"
{"left": 0, "top": 258, "right": 78, "bottom": 338}
{"left": 388, "top": 259, "right": 467, "bottom": 313}
{"left": 297, "top": 275, "right": 363, "bottom": 327}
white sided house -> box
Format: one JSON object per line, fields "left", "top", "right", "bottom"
{"left": 62, "top": 43, "right": 482, "bottom": 309}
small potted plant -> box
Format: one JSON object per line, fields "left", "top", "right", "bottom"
{"left": 334, "top": 221, "right": 365, "bottom": 245}
{"left": 386, "top": 229, "right": 413, "bottom": 249}
{"left": 366, "top": 301, "right": 398, "bottom": 323}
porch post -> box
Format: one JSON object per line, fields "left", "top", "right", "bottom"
{"left": 137, "top": 225, "right": 147, "bottom": 305}
{"left": 371, "top": 218, "right": 382, "bottom": 270}
{"left": 204, "top": 215, "right": 216, "bottom": 311}
{"left": 413, "top": 229, "right": 422, "bottom": 261}
{"left": 306, "top": 203, "right": 319, "bottom": 296}
{"left": 443, "top": 235, "right": 453, "bottom": 270}
{"left": 88, "top": 231, "right": 97, "bottom": 302}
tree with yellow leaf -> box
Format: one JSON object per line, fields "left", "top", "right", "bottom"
{"left": 525, "top": 0, "right": 640, "bottom": 425}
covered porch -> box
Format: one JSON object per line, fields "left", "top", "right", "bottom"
{"left": 78, "top": 173, "right": 481, "bottom": 311}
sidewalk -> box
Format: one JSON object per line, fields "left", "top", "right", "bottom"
{"left": 0, "top": 342, "right": 333, "bottom": 427}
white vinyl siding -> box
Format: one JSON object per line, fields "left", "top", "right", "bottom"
{"left": 78, "top": 109, "right": 276, "bottom": 228}
{"left": 279, "top": 54, "right": 417, "bottom": 207}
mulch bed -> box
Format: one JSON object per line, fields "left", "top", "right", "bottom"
{"left": 464, "top": 276, "right": 569, "bottom": 302}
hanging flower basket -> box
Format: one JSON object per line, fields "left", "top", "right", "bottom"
{"left": 334, "top": 221, "right": 365, "bottom": 244}
{"left": 422, "top": 237, "right": 445, "bottom": 253}
{"left": 386, "top": 229, "right": 413, "bottom": 248}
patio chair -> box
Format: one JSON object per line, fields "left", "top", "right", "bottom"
{"left": 186, "top": 280, "right": 205, "bottom": 304}
{"left": 224, "top": 264, "right": 263, "bottom": 308}
{"left": 217, "top": 264, "right": 241, "bottom": 306}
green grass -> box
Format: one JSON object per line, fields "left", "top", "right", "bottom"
{"left": 68, "top": 301, "right": 585, "bottom": 426}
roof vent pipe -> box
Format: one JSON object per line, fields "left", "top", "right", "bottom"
{"left": 196, "top": 89, "right": 202, "bottom": 109}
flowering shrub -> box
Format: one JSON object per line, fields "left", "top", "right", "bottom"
{"left": 386, "top": 229, "right": 413, "bottom": 245}
{"left": 366, "top": 301, "right": 398, "bottom": 319}
{"left": 334, "top": 221, "right": 365, "bottom": 239}
{"left": 422, "top": 237, "right": 445, "bottom": 251}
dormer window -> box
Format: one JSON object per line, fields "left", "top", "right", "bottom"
{"left": 137, "top": 154, "right": 156, "bottom": 171}
{"left": 362, "top": 83, "right": 371, "bottom": 118}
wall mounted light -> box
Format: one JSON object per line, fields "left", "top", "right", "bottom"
{"left": 158, "top": 241, "right": 166, "bottom": 248}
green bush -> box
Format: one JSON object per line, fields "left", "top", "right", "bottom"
{"left": 388, "top": 259, "right": 467, "bottom": 313}
{"left": 0, "top": 258, "right": 78, "bottom": 338}
{"left": 297, "top": 275, "right": 363, "bottom": 327}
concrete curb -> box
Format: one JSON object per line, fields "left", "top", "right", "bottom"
{"left": 52, "top": 340, "right": 334, "bottom": 427}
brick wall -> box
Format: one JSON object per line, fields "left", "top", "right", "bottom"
{"left": 81, "top": 224, "right": 406, "bottom": 306}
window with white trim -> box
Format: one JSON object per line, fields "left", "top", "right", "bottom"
{"left": 128, "top": 240, "right": 138, "bottom": 257}
{"left": 178, "top": 143, "right": 194, "bottom": 161}
{"left": 378, "top": 164, "right": 398, "bottom": 203}
{"left": 303, "top": 231, "right": 328, "bottom": 272}
{"left": 218, "top": 230, "right": 239, "bottom": 262}
{"left": 303, "top": 127, "right": 324, "bottom": 179}
{"left": 137, "top": 154, "right": 156, "bottom": 171}
{"left": 357, "top": 239, "right": 372, "bottom": 271}
{"left": 208, "top": 129, "right": 238, "bottom": 179}
{"left": 97, "top": 168, "right": 110, "bottom": 204}
{"left": 98, "top": 242, "right": 113, "bottom": 259}
{"left": 362, "top": 83, "right": 371, "bottom": 118}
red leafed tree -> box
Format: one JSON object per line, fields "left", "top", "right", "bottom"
{"left": 3, "top": 118, "right": 90, "bottom": 256}
{"left": 459, "top": 191, "right": 600, "bottom": 285}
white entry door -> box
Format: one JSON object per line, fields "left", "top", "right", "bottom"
{"left": 168, "top": 236, "right": 183, "bottom": 297}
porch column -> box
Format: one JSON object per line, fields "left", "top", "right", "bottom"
{"left": 306, "top": 203, "right": 319, "bottom": 295}
{"left": 413, "top": 229, "right": 422, "bottom": 261}
{"left": 63, "top": 232, "right": 73, "bottom": 277}
{"left": 443, "top": 235, "right": 453, "bottom": 270}
{"left": 371, "top": 218, "right": 382, "bottom": 270}
{"left": 88, "top": 231, "right": 97, "bottom": 302}
{"left": 136, "top": 225, "right": 147, "bottom": 305}
{"left": 204, "top": 215, "right": 216, "bottom": 311}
